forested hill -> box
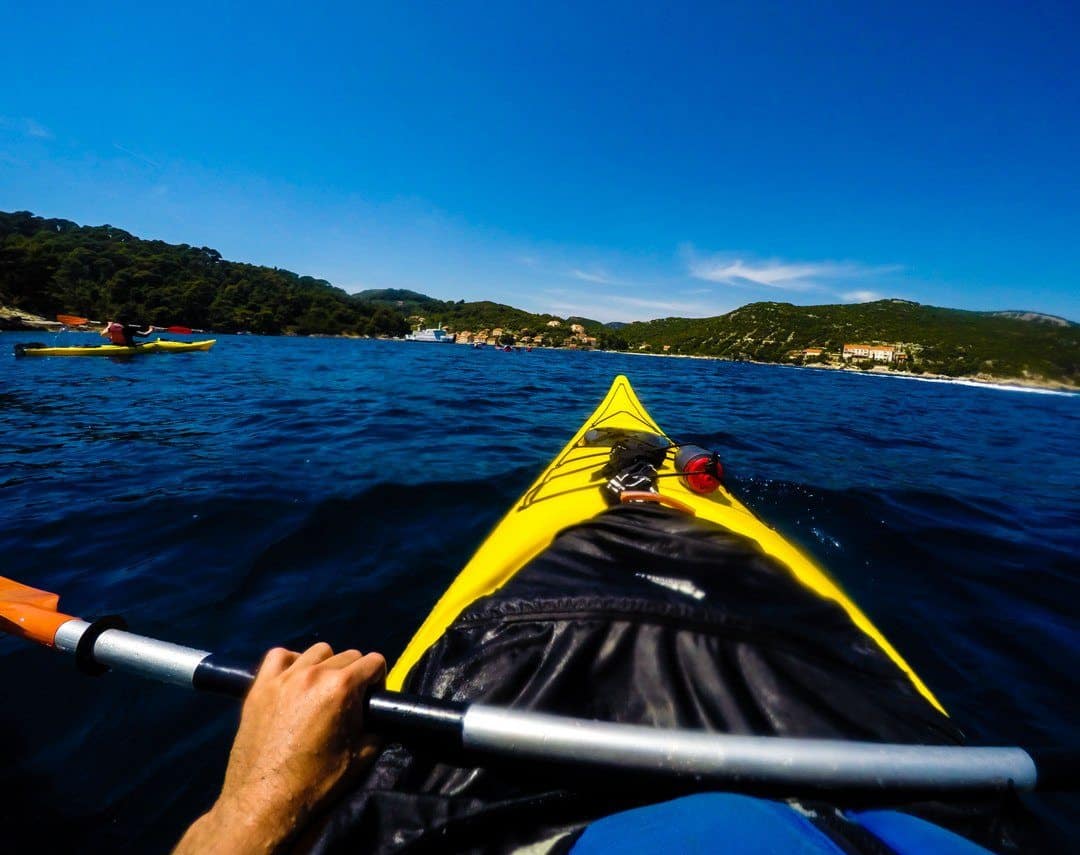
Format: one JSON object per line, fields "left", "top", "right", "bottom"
{"left": 356, "top": 288, "right": 606, "bottom": 335}
{"left": 3, "top": 210, "right": 1074, "bottom": 385}
{"left": 617, "top": 300, "right": 1078, "bottom": 385}
{"left": 0, "top": 211, "right": 408, "bottom": 336}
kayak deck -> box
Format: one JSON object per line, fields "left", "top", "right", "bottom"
{"left": 15, "top": 339, "right": 216, "bottom": 356}
{"left": 388, "top": 375, "right": 944, "bottom": 715}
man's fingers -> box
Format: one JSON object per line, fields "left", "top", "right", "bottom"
{"left": 343, "top": 652, "right": 387, "bottom": 689}
{"left": 289, "top": 641, "right": 335, "bottom": 670}
{"left": 338, "top": 653, "right": 388, "bottom": 734}
{"left": 319, "top": 649, "right": 363, "bottom": 670}
{"left": 252, "top": 645, "right": 384, "bottom": 691}
{"left": 258, "top": 647, "right": 300, "bottom": 679}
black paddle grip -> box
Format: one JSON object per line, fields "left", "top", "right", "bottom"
{"left": 189, "top": 660, "right": 467, "bottom": 751}
{"left": 192, "top": 655, "right": 257, "bottom": 698}
{"left": 366, "top": 690, "right": 466, "bottom": 748}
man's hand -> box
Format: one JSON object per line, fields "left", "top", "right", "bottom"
{"left": 175, "top": 643, "right": 386, "bottom": 854}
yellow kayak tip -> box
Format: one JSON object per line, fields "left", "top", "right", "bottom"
{"left": 388, "top": 375, "right": 945, "bottom": 716}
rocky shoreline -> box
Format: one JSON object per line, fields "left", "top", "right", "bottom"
{"left": 799, "top": 360, "right": 1075, "bottom": 393}
{"left": 0, "top": 307, "right": 64, "bottom": 331}
{"left": 607, "top": 346, "right": 1078, "bottom": 393}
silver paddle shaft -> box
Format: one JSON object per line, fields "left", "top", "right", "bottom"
{"left": 55, "top": 619, "right": 210, "bottom": 686}
{"left": 51, "top": 620, "right": 1044, "bottom": 793}
{"left": 463, "top": 707, "right": 1038, "bottom": 792}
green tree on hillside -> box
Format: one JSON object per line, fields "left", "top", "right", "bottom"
{"left": 0, "top": 211, "right": 409, "bottom": 337}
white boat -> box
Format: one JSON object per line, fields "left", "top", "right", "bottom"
{"left": 405, "top": 327, "right": 456, "bottom": 344}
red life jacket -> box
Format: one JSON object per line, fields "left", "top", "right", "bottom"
{"left": 105, "top": 322, "right": 128, "bottom": 345}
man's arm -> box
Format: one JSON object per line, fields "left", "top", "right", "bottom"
{"left": 174, "top": 643, "right": 386, "bottom": 854}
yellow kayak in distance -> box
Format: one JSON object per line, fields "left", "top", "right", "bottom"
{"left": 389, "top": 373, "right": 945, "bottom": 715}
{"left": 14, "top": 339, "right": 216, "bottom": 357}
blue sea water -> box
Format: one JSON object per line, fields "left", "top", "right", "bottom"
{"left": 1, "top": 332, "right": 1077, "bottom": 851}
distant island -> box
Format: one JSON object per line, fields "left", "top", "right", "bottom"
{"left": 2, "top": 210, "right": 1076, "bottom": 389}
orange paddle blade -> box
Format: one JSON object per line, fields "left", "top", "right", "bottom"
{"left": 56, "top": 314, "right": 89, "bottom": 326}
{"left": 0, "top": 577, "right": 76, "bottom": 646}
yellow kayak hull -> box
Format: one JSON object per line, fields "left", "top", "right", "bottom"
{"left": 17, "top": 339, "right": 216, "bottom": 357}
{"left": 389, "top": 375, "right": 944, "bottom": 714}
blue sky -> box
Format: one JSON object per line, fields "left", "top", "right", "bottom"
{"left": 2, "top": 1, "right": 1077, "bottom": 322}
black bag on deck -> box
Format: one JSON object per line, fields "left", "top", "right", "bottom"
{"left": 306, "top": 504, "right": 1024, "bottom": 854}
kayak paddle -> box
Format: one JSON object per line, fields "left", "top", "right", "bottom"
{"left": 56, "top": 314, "right": 97, "bottom": 326}
{"left": 152, "top": 325, "right": 195, "bottom": 334}
{"left": 1, "top": 575, "right": 1072, "bottom": 795}
{"left": 55, "top": 315, "right": 195, "bottom": 334}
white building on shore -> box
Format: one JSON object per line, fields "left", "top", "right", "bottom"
{"left": 843, "top": 343, "right": 899, "bottom": 363}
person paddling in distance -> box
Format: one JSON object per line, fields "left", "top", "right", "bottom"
{"left": 174, "top": 643, "right": 387, "bottom": 855}
{"left": 101, "top": 319, "right": 154, "bottom": 346}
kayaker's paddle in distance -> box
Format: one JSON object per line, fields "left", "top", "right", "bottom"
{"left": 1, "top": 575, "right": 1073, "bottom": 795}
{"left": 56, "top": 314, "right": 97, "bottom": 326}
{"left": 54, "top": 316, "right": 195, "bottom": 333}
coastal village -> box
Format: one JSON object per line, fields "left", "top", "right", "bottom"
{"left": 790, "top": 342, "right": 911, "bottom": 367}
{"left": 412, "top": 317, "right": 599, "bottom": 349}
{"left": 412, "top": 313, "right": 914, "bottom": 370}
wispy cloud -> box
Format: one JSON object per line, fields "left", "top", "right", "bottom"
{"left": 511, "top": 250, "right": 625, "bottom": 286}
{"left": 0, "top": 116, "right": 54, "bottom": 140}
{"left": 571, "top": 268, "right": 618, "bottom": 285}
{"left": 24, "top": 118, "right": 52, "bottom": 139}
{"left": 686, "top": 249, "right": 901, "bottom": 292}
{"left": 537, "top": 290, "right": 722, "bottom": 322}
{"left": 841, "top": 289, "right": 884, "bottom": 303}
{"left": 114, "top": 143, "right": 161, "bottom": 168}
